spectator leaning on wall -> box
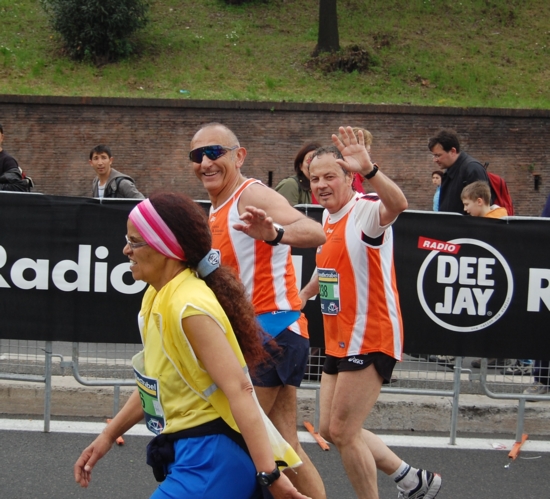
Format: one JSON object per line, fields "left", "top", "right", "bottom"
{"left": 0, "top": 123, "right": 34, "bottom": 192}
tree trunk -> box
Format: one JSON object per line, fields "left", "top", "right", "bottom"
{"left": 314, "top": 0, "right": 340, "bottom": 56}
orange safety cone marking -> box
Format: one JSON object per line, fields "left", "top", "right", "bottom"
{"left": 303, "top": 420, "right": 330, "bottom": 451}
{"left": 508, "top": 433, "right": 528, "bottom": 461}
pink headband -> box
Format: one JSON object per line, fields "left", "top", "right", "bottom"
{"left": 129, "top": 199, "right": 186, "bottom": 261}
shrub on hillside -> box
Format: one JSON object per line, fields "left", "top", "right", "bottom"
{"left": 307, "top": 45, "right": 380, "bottom": 74}
{"left": 41, "top": 0, "right": 150, "bottom": 63}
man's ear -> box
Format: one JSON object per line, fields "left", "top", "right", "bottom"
{"left": 234, "top": 147, "right": 247, "bottom": 169}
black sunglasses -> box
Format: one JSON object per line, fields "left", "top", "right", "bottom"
{"left": 189, "top": 145, "right": 238, "bottom": 163}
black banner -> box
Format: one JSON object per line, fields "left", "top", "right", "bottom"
{"left": 1, "top": 194, "right": 549, "bottom": 359}
{"left": 393, "top": 211, "right": 550, "bottom": 359}
{"left": 0, "top": 193, "right": 145, "bottom": 343}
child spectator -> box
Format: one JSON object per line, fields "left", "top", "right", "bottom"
{"left": 461, "top": 180, "right": 507, "bottom": 218}
{"left": 462, "top": 180, "right": 514, "bottom": 371}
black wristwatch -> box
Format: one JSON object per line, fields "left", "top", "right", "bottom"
{"left": 265, "top": 223, "right": 285, "bottom": 246}
{"left": 365, "top": 164, "right": 379, "bottom": 180}
{"left": 256, "top": 466, "right": 281, "bottom": 487}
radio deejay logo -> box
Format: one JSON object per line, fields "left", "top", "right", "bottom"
{"left": 0, "top": 244, "right": 147, "bottom": 295}
{"left": 416, "top": 237, "right": 514, "bottom": 332}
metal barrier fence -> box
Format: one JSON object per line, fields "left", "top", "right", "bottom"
{"left": 1, "top": 340, "right": 549, "bottom": 442}
{"left": 477, "top": 358, "right": 550, "bottom": 445}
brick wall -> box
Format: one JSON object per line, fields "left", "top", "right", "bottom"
{"left": 1, "top": 95, "right": 548, "bottom": 215}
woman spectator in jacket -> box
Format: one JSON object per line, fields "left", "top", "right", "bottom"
{"left": 275, "top": 142, "right": 321, "bottom": 205}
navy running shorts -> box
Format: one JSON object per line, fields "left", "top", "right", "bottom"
{"left": 252, "top": 329, "right": 309, "bottom": 388}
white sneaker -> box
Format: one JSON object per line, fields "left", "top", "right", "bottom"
{"left": 397, "top": 469, "right": 442, "bottom": 499}
{"left": 502, "top": 361, "right": 532, "bottom": 376}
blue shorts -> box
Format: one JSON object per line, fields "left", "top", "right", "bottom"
{"left": 151, "top": 434, "right": 261, "bottom": 499}
{"left": 252, "top": 329, "right": 309, "bottom": 388}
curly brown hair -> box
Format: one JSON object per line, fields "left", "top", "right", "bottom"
{"left": 148, "top": 192, "right": 269, "bottom": 371}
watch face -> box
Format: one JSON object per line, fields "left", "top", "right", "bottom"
{"left": 256, "top": 468, "right": 280, "bottom": 487}
{"left": 265, "top": 223, "right": 284, "bottom": 246}
{"left": 258, "top": 474, "right": 270, "bottom": 487}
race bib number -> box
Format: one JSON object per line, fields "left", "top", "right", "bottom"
{"left": 132, "top": 353, "right": 165, "bottom": 435}
{"left": 318, "top": 268, "right": 340, "bottom": 315}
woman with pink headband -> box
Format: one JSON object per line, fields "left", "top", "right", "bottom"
{"left": 74, "top": 192, "right": 308, "bottom": 499}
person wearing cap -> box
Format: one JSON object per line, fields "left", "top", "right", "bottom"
{"left": 300, "top": 127, "right": 442, "bottom": 499}
{"left": 189, "top": 123, "right": 327, "bottom": 499}
{"left": 0, "top": 122, "right": 33, "bottom": 192}
{"left": 74, "top": 192, "right": 308, "bottom": 499}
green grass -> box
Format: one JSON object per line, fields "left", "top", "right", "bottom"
{"left": 0, "top": 0, "right": 549, "bottom": 108}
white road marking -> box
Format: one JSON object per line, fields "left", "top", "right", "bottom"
{"left": 0, "top": 418, "right": 152, "bottom": 436}
{"left": 298, "top": 431, "right": 550, "bottom": 453}
{"left": 1, "top": 419, "right": 549, "bottom": 453}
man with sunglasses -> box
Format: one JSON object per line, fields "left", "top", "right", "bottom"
{"left": 189, "top": 123, "right": 327, "bottom": 499}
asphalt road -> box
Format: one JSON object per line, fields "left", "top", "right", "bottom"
{"left": 0, "top": 429, "right": 547, "bottom": 499}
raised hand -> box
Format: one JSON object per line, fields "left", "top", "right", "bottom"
{"left": 233, "top": 205, "right": 280, "bottom": 242}
{"left": 331, "top": 126, "right": 374, "bottom": 175}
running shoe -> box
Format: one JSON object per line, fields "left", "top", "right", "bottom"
{"left": 502, "top": 360, "right": 532, "bottom": 376}
{"left": 471, "top": 358, "right": 512, "bottom": 369}
{"left": 406, "top": 353, "right": 431, "bottom": 361}
{"left": 397, "top": 469, "right": 442, "bottom": 499}
{"left": 429, "top": 355, "right": 455, "bottom": 368}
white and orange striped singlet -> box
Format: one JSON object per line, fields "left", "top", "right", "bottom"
{"left": 316, "top": 193, "right": 403, "bottom": 359}
{"left": 208, "top": 179, "right": 308, "bottom": 339}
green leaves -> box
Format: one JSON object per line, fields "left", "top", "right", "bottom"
{"left": 40, "top": 0, "right": 150, "bottom": 63}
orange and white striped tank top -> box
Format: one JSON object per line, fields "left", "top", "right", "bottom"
{"left": 208, "top": 178, "right": 308, "bottom": 338}
{"left": 316, "top": 195, "right": 403, "bottom": 359}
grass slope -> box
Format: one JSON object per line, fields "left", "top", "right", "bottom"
{"left": 0, "top": 0, "right": 549, "bottom": 108}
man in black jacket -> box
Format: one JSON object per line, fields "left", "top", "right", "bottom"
{"left": 428, "top": 129, "right": 489, "bottom": 214}
{"left": 0, "top": 123, "right": 33, "bottom": 192}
